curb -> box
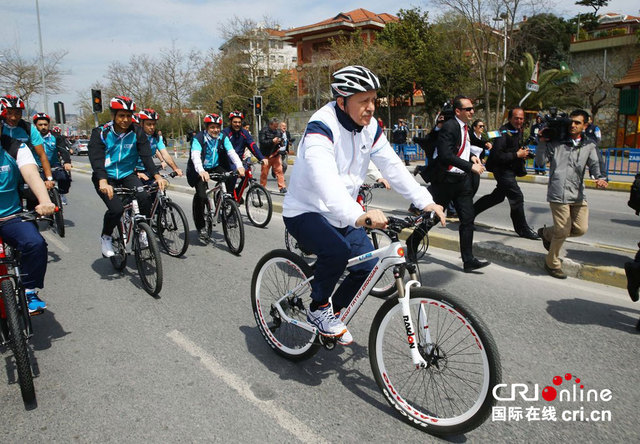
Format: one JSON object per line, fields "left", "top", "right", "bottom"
{"left": 72, "top": 166, "right": 627, "bottom": 290}
{"left": 485, "top": 172, "right": 630, "bottom": 192}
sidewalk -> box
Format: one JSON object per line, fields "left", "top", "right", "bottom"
{"left": 72, "top": 162, "right": 631, "bottom": 291}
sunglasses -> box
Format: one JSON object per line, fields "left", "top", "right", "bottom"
{"left": 458, "top": 107, "right": 474, "bottom": 111}
{"left": 478, "top": 124, "right": 485, "bottom": 128}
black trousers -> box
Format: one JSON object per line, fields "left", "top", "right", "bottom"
{"left": 473, "top": 169, "right": 529, "bottom": 233}
{"left": 92, "top": 173, "right": 151, "bottom": 236}
{"left": 428, "top": 173, "right": 476, "bottom": 263}
{"left": 191, "top": 166, "right": 226, "bottom": 230}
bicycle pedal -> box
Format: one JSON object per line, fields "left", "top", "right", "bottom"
{"left": 29, "top": 309, "right": 45, "bottom": 317}
{"left": 318, "top": 335, "right": 336, "bottom": 350}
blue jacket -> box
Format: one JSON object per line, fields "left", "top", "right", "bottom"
{"left": 39, "top": 132, "right": 71, "bottom": 167}
{"left": 2, "top": 120, "right": 44, "bottom": 151}
{"left": 135, "top": 133, "right": 167, "bottom": 172}
{"left": 220, "top": 127, "right": 264, "bottom": 169}
{"left": 0, "top": 135, "right": 26, "bottom": 217}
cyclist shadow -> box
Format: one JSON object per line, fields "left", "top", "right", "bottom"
{"left": 47, "top": 249, "right": 62, "bottom": 263}
{"left": 547, "top": 298, "right": 640, "bottom": 333}
{"left": 239, "top": 325, "right": 399, "bottom": 418}
{"left": 90, "top": 259, "right": 160, "bottom": 299}
{"left": 192, "top": 230, "right": 237, "bottom": 255}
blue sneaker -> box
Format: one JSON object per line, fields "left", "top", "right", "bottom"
{"left": 26, "top": 291, "right": 46, "bottom": 314}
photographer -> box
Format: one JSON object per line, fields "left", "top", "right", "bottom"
{"left": 473, "top": 107, "right": 540, "bottom": 240}
{"left": 259, "top": 117, "right": 287, "bottom": 193}
{"left": 538, "top": 109, "right": 608, "bottom": 279}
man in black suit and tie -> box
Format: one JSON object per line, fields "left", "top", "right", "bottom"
{"left": 427, "top": 95, "right": 490, "bottom": 272}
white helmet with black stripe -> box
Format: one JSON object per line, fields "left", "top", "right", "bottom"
{"left": 331, "top": 65, "right": 380, "bottom": 98}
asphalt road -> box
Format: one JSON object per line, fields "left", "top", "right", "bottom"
{"left": 1, "top": 170, "right": 638, "bottom": 442}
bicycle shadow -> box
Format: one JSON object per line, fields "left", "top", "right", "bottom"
{"left": 90, "top": 259, "right": 161, "bottom": 299}
{"left": 47, "top": 249, "right": 62, "bottom": 263}
{"left": 29, "top": 309, "right": 71, "bottom": 351}
{"left": 63, "top": 218, "right": 76, "bottom": 228}
{"left": 189, "top": 229, "right": 239, "bottom": 255}
{"left": 546, "top": 298, "right": 640, "bottom": 333}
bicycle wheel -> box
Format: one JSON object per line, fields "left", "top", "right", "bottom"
{"left": 284, "top": 228, "right": 316, "bottom": 267}
{"left": 369, "top": 229, "right": 397, "bottom": 298}
{"left": 245, "top": 184, "right": 272, "bottom": 228}
{"left": 133, "top": 222, "right": 163, "bottom": 296}
{"left": 369, "top": 288, "right": 501, "bottom": 436}
{"left": 157, "top": 201, "right": 189, "bottom": 257}
{"left": 1, "top": 279, "right": 35, "bottom": 404}
{"left": 251, "top": 249, "right": 320, "bottom": 361}
{"left": 50, "top": 188, "right": 65, "bottom": 238}
{"left": 110, "top": 223, "right": 127, "bottom": 271}
{"left": 221, "top": 198, "right": 244, "bottom": 255}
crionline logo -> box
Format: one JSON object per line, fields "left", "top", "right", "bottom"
{"left": 493, "top": 373, "right": 612, "bottom": 403}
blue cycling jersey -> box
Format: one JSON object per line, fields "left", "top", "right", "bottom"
{"left": 101, "top": 125, "right": 143, "bottom": 180}
{"left": 0, "top": 144, "right": 23, "bottom": 218}
{"left": 136, "top": 134, "right": 166, "bottom": 172}
{"left": 39, "top": 132, "right": 61, "bottom": 167}
{"left": 192, "top": 133, "right": 235, "bottom": 170}
{"left": 2, "top": 121, "right": 45, "bottom": 151}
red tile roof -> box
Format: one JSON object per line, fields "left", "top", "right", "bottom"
{"left": 615, "top": 56, "right": 640, "bottom": 88}
{"left": 287, "top": 8, "right": 398, "bottom": 34}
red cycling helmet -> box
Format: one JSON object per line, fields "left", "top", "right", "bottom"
{"left": 0, "top": 95, "right": 26, "bottom": 110}
{"left": 138, "top": 108, "right": 159, "bottom": 121}
{"left": 204, "top": 113, "right": 222, "bottom": 125}
{"left": 32, "top": 112, "right": 51, "bottom": 123}
{"left": 131, "top": 113, "right": 140, "bottom": 124}
{"left": 109, "top": 96, "right": 136, "bottom": 112}
{"left": 52, "top": 126, "right": 62, "bottom": 133}
{"left": 228, "top": 110, "right": 244, "bottom": 120}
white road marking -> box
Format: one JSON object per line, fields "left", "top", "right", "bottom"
{"left": 167, "top": 329, "right": 328, "bottom": 444}
{"left": 42, "top": 230, "right": 71, "bottom": 253}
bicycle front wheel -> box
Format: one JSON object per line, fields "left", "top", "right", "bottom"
{"left": 245, "top": 184, "right": 272, "bottom": 228}
{"left": 134, "top": 222, "right": 163, "bottom": 296}
{"left": 50, "top": 188, "right": 65, "bottom": 238}
{"left": 369, "top": 288, "right": 501, "bottom": 436}
{"left": 1, "top": 279, "right": 35, "bottom": 404}
{"left": 221, "top": 198, "right": 244, "bottom": 255}
{"left": 251, "top": 249, "right": 320, "bottom": 361}
{"left": 157, "top": 201, "right": 189, "bottom": 257}
{"left": 110, "top": 223, "right": 127, "bottom": 271}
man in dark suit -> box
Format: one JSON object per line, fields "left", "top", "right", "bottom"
{"left": 473, "top": 107, "right": 540, "bottom": 240}
{"left": 424, "top": 95, "right": 490, "bottom": 272}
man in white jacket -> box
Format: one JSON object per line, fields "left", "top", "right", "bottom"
{"left": 283, "top": 65, "right": 445, "bottom": 345}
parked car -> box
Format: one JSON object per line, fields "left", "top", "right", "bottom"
{"left": 72, "top": 139, "right": 89, "bottom": 155}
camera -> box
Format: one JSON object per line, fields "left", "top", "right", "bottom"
{"left": 526, "top": 150, "right": 535, "bottom": 160}
{"left": 542, "top": 107, "right": 571, "bottom": 143}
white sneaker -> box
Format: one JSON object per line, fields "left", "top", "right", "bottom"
{"left": 307, "top": 304, "right": 348, "bottom": 337}
{"left": 198, "top": 228, "right": 208, "bottom": 242}
{"left": 101, "top": 235, "right": 115, "bottom": 257}
{"left": 336, "top": 329, "right": 353, "bottom": 346}
{"left": 61, "top": 195, "right": 68, "bottom": 205}
{"left": 139, "top": 231, "right": 148, "bottom": 248}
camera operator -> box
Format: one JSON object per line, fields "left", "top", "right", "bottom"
{"left": 538, "top": 109, "right": 608, "bottom": 279}
{"left": 473, "top": 107, "right": 540, "bottom": 240}
{"left": 259, "top": 117, "right": 287, "bottom": 193}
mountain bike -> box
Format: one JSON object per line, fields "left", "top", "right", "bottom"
{"left": 0, "top": 211, "right": 53, "bottom": 404}
{"left": 109, "top": 187, "right": 163, "bottom": 296}
{"left": 48, "top": 167, "right": 66, "bottom": 238}
{"left": 145, "top": 172, "right": 189, "bottom": 257}
{"left": 232, "top": 160, "right": 272, "bottom": 228}
{"left": 198, "top": 171, "right": 245, "bottom": 255}
{"left": 252, "top": 212, "right": 501, "bottom": 436}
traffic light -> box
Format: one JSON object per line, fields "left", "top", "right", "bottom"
{"left": 91, "top": 89, "right": 102, "bottom": 113}
{"left": 216, "top": 99, "right": 224, "bottom": 113}
{"left": 54, "top": 101, "right": 66, "bottom": 124}
{"left": 253, "top": 96, "right": 262, "bottom": 116}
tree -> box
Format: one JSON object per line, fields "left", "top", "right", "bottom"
{"left": 263, "top": 71, "right": 297, "bottom": 119}
{"left": 511, "top": 14, "right": 572, "bottom": 69}
{"left": 105, "top": 54, "right": 160, "bottom": 109}
{"left": 0, "top": 46, "right": 67, "bottom": 108}
{"left": 575, "top": 0, "right": 609, "bottom": 16}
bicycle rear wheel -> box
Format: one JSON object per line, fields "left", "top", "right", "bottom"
{"left": 245, "top": 184, "right": 272, "bottom": 228}
{"left": 369, "top": 288, "right": 501, "bottom": 436}
{"left": 134, "top": 222, "right": 163, "bottom": 296}
{"left": 251, "top": 249, "right": 320, "bottom": 361}
{"left": 369, "top": 229, "right": 396, "bottom": 298}
{"left": 110, "top": 223, "right": 127, "bottom": 271}
{"left": 50, "top": 188, "right": 65, "bottom": 238}
{"left": 221, "top": 198, "right": 244, "bottom": 255}
{"left": 157, "top": 201, "right": 189, "bottom": 257}
{"left": 1, "top": 279, "right": 35, "bottom": 404}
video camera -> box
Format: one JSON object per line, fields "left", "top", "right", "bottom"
{"left": 542, "top": 107, "right": 571, "bottom": 143}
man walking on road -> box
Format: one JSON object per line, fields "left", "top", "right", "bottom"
{"left": 538, "top": 109, "right": 608, "bottom": 279}
{"left": 392, "top": 118, "right": 410, "bottom": 166}
{"left": 259, "top": 117, "right": 286, "bottom": 193}
{"left": 474, "top": 107, "right": 540, "bottom": 240}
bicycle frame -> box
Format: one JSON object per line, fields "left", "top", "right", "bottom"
{"left": 232, "top": 161, "right": 256, "bottom": 203}
{"left": 272, "top": 238, "right": 432, "bottom": 368}
{"left": 0, "top": 240, "right": 33, "bottom": 340}
{"left": 205, "top": 179, "right": 229, "bottom": 222}
{"left": 114, "top": 191, "right": 146, "bottom": 255}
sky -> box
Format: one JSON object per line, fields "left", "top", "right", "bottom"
{"left": 4, "top": 0, "right": 640, "bottom": 114}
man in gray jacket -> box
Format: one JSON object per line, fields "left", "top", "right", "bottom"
{"left": 538, "top": 109, "right": 608, "bottom": 279}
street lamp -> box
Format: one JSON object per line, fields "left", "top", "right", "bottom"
{"left": 35, "top": 0, "right": 48, "bottom": 114}
{"left": 493, "top": 12, "right": 508, "bottom": 120}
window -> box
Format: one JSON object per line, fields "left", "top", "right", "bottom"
{"left": 278, "top": 55, "right": 284, "bottom": 63}
{"left": 269, "top": 55, "right": 275, "bottom": 62}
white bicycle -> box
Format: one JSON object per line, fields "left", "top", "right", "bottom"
{"left": 251, "top": 212, "right": 501, "bottom": 436}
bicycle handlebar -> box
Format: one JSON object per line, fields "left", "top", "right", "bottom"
{"left": 0, "top": 209, "right": 57, "bottom": 223}
{"left": 364, "top": 211, "right": 438, "bottom": 234}
{"left": 209, "top": 171, "right": 237, "bottom": 182}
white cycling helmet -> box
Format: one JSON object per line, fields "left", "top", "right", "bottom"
{"left": 331, "top": 65, "right": 380, "bottom": 98}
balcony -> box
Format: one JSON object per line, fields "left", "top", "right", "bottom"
{"left": 570, "top": 30, "right": 638, "bottom": 53}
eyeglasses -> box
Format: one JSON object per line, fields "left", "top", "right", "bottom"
{"left": 570, "top": 120, "right": 583, "bottom": 125}
{"left": 458, "top": 107, "right": 474, "bottom": 112}
{"left": 478, "top": 124, "right": 485, "bottom": 128}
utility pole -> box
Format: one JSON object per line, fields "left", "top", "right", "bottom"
{"left": 35, "top": 0, "right": 48, "bottom": 114}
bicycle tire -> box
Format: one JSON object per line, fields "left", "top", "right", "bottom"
{"left": 369, "top": 229, "right": 397, "bottom": 299}
{"left": 51, "top": 188, "right": 65, "bottom": 238}
{"left": 157, "top": 201, "right": 189, "bottom": 257}
{"left": 1, "top": 279, "right": 35, "bottom": 404}
{"left": 284, "top": 228, "right": 316, "bottom": 267}
{"left": 221, "top": 198, "right": 244, "bottom": 255}
{"left": 369, "top": 288, "right": 501, "bottom": 436}
{"left": 110, "top": 223, "right": 127, "bottom": 271}
{"left": 245, "top": 184, "right": 272, "bottom": 228}
{"left": 133, "top": 222, "right": 163, "bottom": 296}
{"left": 251, "top": 249, "right": 320, "bottom": 361}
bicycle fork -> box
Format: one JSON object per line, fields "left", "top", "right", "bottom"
{"left": 395, "top": 265, "right": 431, "bottom": 369}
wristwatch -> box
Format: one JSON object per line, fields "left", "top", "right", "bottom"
{"left": 46, "top": 176, "right": 53, "bottom": 181}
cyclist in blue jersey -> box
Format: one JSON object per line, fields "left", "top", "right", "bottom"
{"left": 135, "top": 108, "right": 183, "bottom": 183}
{"left": 0, "top": 95, "right": 54, "bottom": 191}
{"left": 88, "top": 96, "right": 167, "bottom": 258}
{"left": 32, "top": 113, "right": 73, "bottom": 205}
{"left": 222, "top": 111, "right": 267, "bottom": 195}
{"left": 187, "top": 113, "right": 245, "bottom": 241}
{"left": 0, "top": 114, "right": 56, "bottom": 313}
{"left": 283, "top": 66, "right": 445, "bottom": 345}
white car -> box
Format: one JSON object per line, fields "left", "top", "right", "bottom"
{"left": 72, "top": 139, "right": 89, "bottom": 155}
